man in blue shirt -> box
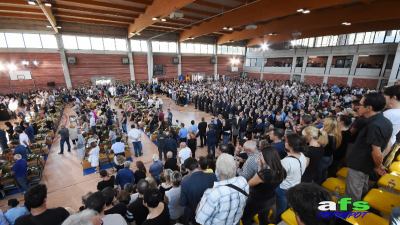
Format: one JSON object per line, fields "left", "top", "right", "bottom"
{"left": 115, "top": 161, "right": 135, "bottom": 189}
{"left": 180, "top": 157, "right": 217, "bottom": 224}
{"left": 188, "top": 120, "right": 198, "bottom": 135}
{"left": 23, "top": 123, "right": 35, "bottom": 143}
{"left": 206, "top": 124, "right": 217, "bottom": 158}
{"left": 178, "top": 123, "right": 188, "bottom": 143}
{"left": 5, "top": 199, "right": 29, "bottom": 225}
{"left": 268, "top": 128, "right": 287, "bottom": 159}
{"left": 13, "top": 145, "right": 28, "bottom": 160}
{"left": 149, "top": 154, "right": 163, "bottom": 183}
{"left": 11, "top": 154, "right": 28, "bottom": 192}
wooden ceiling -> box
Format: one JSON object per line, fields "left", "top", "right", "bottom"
{"left": 0, "top": 0, "right": 398, "bottom": 46}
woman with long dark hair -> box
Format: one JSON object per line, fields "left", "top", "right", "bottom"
{"left": 242, "top": 146, "right": 287, "bottom": 225}
{"left": 134, "top": 160, "right": 147, "bottom": 184}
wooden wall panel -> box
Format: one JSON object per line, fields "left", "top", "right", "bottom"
{"left": 217, "top": 55, "right": 243, "bottom": 77}
{"left": 182, "top": 55, "right": 214, "bottom": 77}
{"left": 0, "top": 52, "right": 65, "bottom": 94}
{"left": 66, "top": 53, "right": 130, "bottom": 87}
{"left": 153, "top": 54, "right": 177, "bottom": 81}
{"left": 263, "top": 73, "right": 290, "bottom": 80}
{"left": 304, "top": 75, "right": 324, "bottom": 85}
{"left": 133, "top": 53, "right": 148, "bottom": 82}
{"left": 247, "top": 72, "right": 260, "bottom": 79}
{"left": 352, "top": 78, "right": 378, "bottom": 89}
{"left": 327, "top": 77, "right": 348, "bottom": 86}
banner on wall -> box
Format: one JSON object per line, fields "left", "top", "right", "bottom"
{"left": 9, "top": 70, "right": 32, "bottom": 80}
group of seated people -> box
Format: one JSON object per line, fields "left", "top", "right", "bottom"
{"left": 0, "top": 79, "right": 399, "bottom": 225}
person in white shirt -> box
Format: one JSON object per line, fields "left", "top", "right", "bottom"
{"left": 178, "top": 142, "right": 192, "bottom": 165}
{"left": 90, "top": 116, "right": 96, "bottom": 134}
{"left": 111, "top": 137, "right": 125, "bottom": 157}
{"left": 275, "top": 133, "right": 308, "bottom": 220}
{"left": 83, "top": 192, "right": 127, "bottom": 225}
{"left": 383, "top": 85, "right": 400, "bottom": 149}
{"left": 128, "top": 124, "right": 142, "bottom": 157}
{"left": 196, "top": 153, "right": 249, "bottom": 225}
{"left": 17, "top": 129, "right": 30, "bottom": 148}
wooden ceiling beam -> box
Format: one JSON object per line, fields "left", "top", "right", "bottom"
{"left": 0, "top": 12, "right": 46, "bottom": 20}
{"left": 193, "top": 0, "right": 235, "bottom": 10}
{"left": 180, "top": 7, "right": 215, "bottom": 17}
{"left": 36, "top": 0, "right": 58, "bottom": 33}
{"left": 180, "top": 0, "right": 361, "bottom": 41}
{"left": 149, "top": 24, "right": 185, "bottom": 30}
{"left": 54, "top": 11, "right": 134, "bottom": 23}
{"left": 128, "top": 0, "right": 195, "bottom": 37}
{"left": 248, "top": 19, "right": 400, "bottom": 46}
{"left": 218, "top": 0, "right": 400, "bottom": 44}
{"left": 56, "top": 0, "right": 145, "bottom": 13}
{"left": 55, "top": 4, "right": 140, "bottom": 18}
{"left": 0, "top": 6, "right": 42, "bottom": 14}
{"left": 57, "top": 17, "right": 128, "bottom": 27}
{"left": 57, "top": 14, "right": 130, "bottom": 25}
{"left": 122, "top": 0, "right": 153, "bottom": 5}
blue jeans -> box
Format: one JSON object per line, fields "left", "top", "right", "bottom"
{"left": 207, "top": 144, "right": 216, "bottom": 157}
{"left": 275, "top": 186, "right": 288, "bottom": 222}
{"left": 122, "top": 123, "right": 127, "bottom": 134}
{"left": 60, "top": 138, "right": 71, "bottom": 153}
{"left": 16, "top": 176, "right": 29, "bottom": 192}
{"left": 132, "top": 141, "right": 142, "bottom": 156}
{"left": 223, "top": 134, "right": 230, "bottom": 145}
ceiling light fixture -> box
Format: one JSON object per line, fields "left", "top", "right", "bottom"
{"left": 0, "top": 63, "right": 4, "bottom": 71}
{"left": 27, "top": 0, "right": 36, "bottom": 5}
{"left": 56, "top": 26, "right": 62, "bottom": 29}
{"left": 152, "top": 17, "right": 158, "bottom": 21}
{"left": 228, "top": 27, "right": 233, "bottom": 31}
{"left": 342, "top": 22, "right": 351, "bottom": 26}
{"left": 268, "top": 32, "right": 277, "bottom": 36}
{"left": 297, "top": 8, "right": 304, "bottom": 12}
{"left": 33, "top": 60, "right": 39, "bottom": 66}
{"left": 261, "top": 42, "right": 269, "bottom": 51}
{"left": 160, "top": 18, "right": 166, "bottom": 22}
{"left": 223, "top": 27, "right": 228, "bottom": 30}
{"left": 46, "top": 25, "right": 52, "bottom": 28}
{"left": 188, "top": 37, "right": 194, "bottom": 40}
{"left": 302, "top": 9, "right": 310, "bottom": 14}
{"left": 44, "top": 2, "right": 52, "bottom": 7}
{"left": 21, "top": 60, "right": 30, "bottom": 66}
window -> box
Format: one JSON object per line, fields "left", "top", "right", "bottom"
{"left": 40, "top": 34, "right": 57, "bottom": 48}
{"left": 200, "top": 44, "right": 208, "bottom": 54}
{"left": 104, "top": 38, "right": 116, "bottom": 51}
{"left": 337, "top": 35, "right": 347, "bottom": 45}
{"left": 62, "top": 35, "right": 78, "bottom": 49}
{"left": 160, "top": 42, "right": 169, "bottom": 52}
{"left": 0, "top": 33, "right": 7, "bottom": 48}
{"left": 90, "top": 37, "right": 104, "bottom": 50}
{"left": 115, "top": 39, "right": 127, "bottom": 51}
{"left": 23, "top": 33, "right": 42, "bottom": 48}
{"left": 374, "top": 31, "right": 385, "bottom": 43}
{"left": 315, "top": 37, "right": 323, "bottom": 47}
{"left": 346, "top": 33, "right": 355, "bottom": 45}
{"left": 140, "top": 41, "right": 148, "bottom": 52}
{"left": 194, "top": 44, "right": 201, "bottom": 54}
{"left": 329, "top": 36, "right": 338, "bottom": 46}
{"left": 207, "top": 44, "right": 214, "bottom": 54}
{"left": 307, "top": 38, "right": 315, "bottom": 47}
{"left": 186, "top": 43, "right": 194, "bottom": 53}
{"left": 245, "top": 58, "right": 250, "bottom": 66}
{"left": 364, "top": 32, "right": 375, "bottom": 44}
{"left": 5, "top": 33, "right": 25, "bottom": 48}
{"left": 384, "top": 30, "right": 396, "bottom": 43}
{"left": 354, "top": 33, "right": 365, "bottom": 45}
{"left": 396, "top": 30, "right": 400, "bottom": 43}
{"left": 321, "top": 36, "right": 330, "bottom": 47}
{"left": 168, "top": 42, "right": 177, "bottom": 53}
{"left": 77, "top": 36, "right": 91, "bottom": 50}
{"left": 152, "top": 41, "right": 160, "bottom": 52}
{"left": 222, "top": 46, "right": 228, "bottom": 54}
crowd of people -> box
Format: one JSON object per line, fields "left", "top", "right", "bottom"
{"left": 0, "top": 79, "right": 399, "bottom": 225}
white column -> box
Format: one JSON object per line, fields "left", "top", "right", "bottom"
{"left": 349, "top": 54, "right": 359, "bottom": 75}
{"left": 260, "top": 58, "right": 265, "bottom": 80}
{"left": 388, "top": 43, "right": 400, "bottom": 85}
{"left": 55, "top": 34, "right": 72, "bottom": 88}
{"left": 146, "top": 40, "right": 153, "bottom": 82}
{"left": 301, "top": 55, "right": 307, "bottom": 82}
{"left": 177, "top": 41, "right": 182, "bottom": 78}
{"left": 380, "top": 53, "right": 389, "bottom": 77}
{"left": 127, "top": 40, "right": 135, "bottom": 81}
{"left": 214, "top": 43, "right": 218, "bottom": 80}
{"left": 324, "top": 55, "right": 333, "bottom": 84}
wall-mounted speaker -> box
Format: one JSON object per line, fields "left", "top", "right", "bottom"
{"left": 210, "top": 56, "right": 216, "bottom": 64}
{"left": 67, "top": 56, "right": 76, "bottom": 64}
{"left": 47, "top": 81, "right": 56, "bottom": 87}
{"left": 122, "top": 57, "right": 129, "bottom": 64}
{"left": 172, "top": 56, "right": 179, "bottom": 64}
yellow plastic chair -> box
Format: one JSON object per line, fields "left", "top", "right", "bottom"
{"left": 336, "top": 167, "right": 349, "bottom": 179}
{"left": 378, "top": 173, "right": 400, "bottom": 193}
{"left": 322, "top": 177, "right": 346, "bottom": 195}
{"left": 281, "top": 209, "right": 297, "bottom": 225}
{"left": 363, "top": 188, "right": 400, "bottom": 215}
{"left": 346, "top": 212, "right": 388, "bottom": 225}
{"left": 390, "top": 161, "right": 400, "bottom": 175}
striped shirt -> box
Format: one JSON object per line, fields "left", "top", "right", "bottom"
{"left": 195, "top": 176, "right": 249, "bottom": 225}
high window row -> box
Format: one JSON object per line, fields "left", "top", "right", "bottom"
{"left": 0, "top": 32, "right": 58, "bottom": 49}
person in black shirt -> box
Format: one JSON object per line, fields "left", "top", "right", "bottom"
{"left": 15, "top": 184, "right": 70, "bottom": 225}
{"left": 164, "top": 151, "right": 179, "bottom": 171}
{"left": 301, "top": 126, "right": 328, "bottom": 183}
{"left": 142, "top": 189, "right": 170, "bottom": 225}
{"left": 97, "top": 170, "right": 115, "bottom": 191}
{"left": 198, "top": 118, "right": 207, "bottom": 147}
{"left": 102, "top": 187, "right": 128, "bottom": 220}
{"left": 346, "top": 92, "right": 392, "bottom": 200}
{"left": 134, "top": 161, "right": 147, "bottom": 184}
{"left": 241, "top": 146, "right": 286, "bottom": 225}
{"left": 127, "top": 179, "right": 150, "bottom": 225}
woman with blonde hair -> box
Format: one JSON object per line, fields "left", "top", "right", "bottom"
{"left": 318, "top": 117, "right": 342, "bottom": 184}
{"left": 301, "top": 126, "right": 328, "bottom": 183}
